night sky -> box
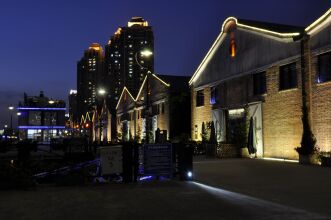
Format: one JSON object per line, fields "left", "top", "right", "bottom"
{"left": 0, "top": 0, "right": 330, "bottom": 127}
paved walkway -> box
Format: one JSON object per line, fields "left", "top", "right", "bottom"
{"left": 193, "top": 158, "right": 331, "bottom": 216}
{"left": 0, "top": 181, "right": 329, "bottom": 220}
{"left": 1, "top": 158, "right": 331, "bottom": 219}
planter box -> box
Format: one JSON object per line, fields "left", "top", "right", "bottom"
{"left": 205, "top": 144, "right": 217, "bottom": 158}
{"left": 299, "top": 154, "right": 319, "bottom": 165}
{"left": 217, "top": 143, "right": 238, "bottom": 158}
{"left": 240, "top": 148, "right": 250, "bottom": 158}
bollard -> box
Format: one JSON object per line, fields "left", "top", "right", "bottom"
{"left": 122, "top": 143, "right": 134, "bottom": 183}
{"left": 177, "top": 143, "right": 193, "bottom": 181}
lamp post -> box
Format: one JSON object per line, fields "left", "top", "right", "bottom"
{"left": 97, "top": 88, "right": 107, "bottom": 144}
{"left": 135, "top": 49, "right": 153, "bottom": 143}
{"left": 8, "top": 106, "right": 14, "bottom": 130}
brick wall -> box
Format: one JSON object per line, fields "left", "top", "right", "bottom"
{"left": 311, "top": 55, "right": 331, "bottom": 152}
{"left": 262, "top": 64, "right": 303, "bottom": 159}
{"left": 191, "top": 87, "right": 212, "bottom": 141}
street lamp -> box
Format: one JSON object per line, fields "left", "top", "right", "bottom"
{"left": 8, "top": 106, "right": 14, "bottom": 129}
{"left": 98, "top": 88, "right": 106, "bottom": 96}
{"left": 134, "top": 49, "right": 153, "bottom": 143}
{"left": 135, "top": 49, "right": 153, "bottom": 71}
{"left": 97, "top": 88, "right": 107, "bottom": 144}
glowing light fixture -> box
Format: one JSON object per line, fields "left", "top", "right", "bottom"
{"left": 17, "top": 112, "right": 21, "bottom": 116}
{"left": 262, "top": 157, "right": 298, "bottom": 163}
{"left": 187, "top": 171, "right": 193, "bottom": 178}
{"left": 70, "top": 90, "right": 77, "bottom": 95}
{"left": 98, "top": 89, "right": 106, "bottom": 95}
{"left": 8, "top": 106, "right": 14, "bottom": 110}
{"left": 48, "top": 100, "right": 55, "bottom": 104}
{"left": 140, "top": 50, "right": 153, "bottom": 57}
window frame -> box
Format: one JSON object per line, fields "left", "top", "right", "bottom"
{"left": 279, "top": 62, "right": 298, "bottom": 91}
{"left": 196, "top": 90, "right": 205, "bottom": 107}
{"left": 253, "top": 71, "right": 267, "bottom": 95}
{"left": 210, "top": 86, "right": 218, "bottom": 104}
{"left": 317, "top": 51, "right": 331, "bottom": 84}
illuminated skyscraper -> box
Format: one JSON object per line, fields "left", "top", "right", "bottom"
{"left": 104, "top": 17, "right": 154, "bottom": 140}
{"left": 77, "top": 43, "right": 104, "bottom": 122}
{"left": 105, "top": 17, "right": 154, "bottom": 109}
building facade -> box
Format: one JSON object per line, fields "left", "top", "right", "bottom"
{"left": 189, "top": 9, "right": 331, "bottom": 159}
{"left": 105, "top": 17, "right": 154, "bottom": 108}
{"left": 116, "top": 74, "right": 190, "bottom": 142}
{"left": 77, "top": 43, "right": 104, "bottom": 123}
{"left": 68, "top": 89, "right": 78, "bottom": 127}
{"left": 17, "top": 91, "right": 66, "bottom": 141}
{"left": 104, "top": 17, "right": 154, "bottom": 141}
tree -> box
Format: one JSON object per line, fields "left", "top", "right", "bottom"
{"left": 201, "top": 122, "right": 208, "bottom": 143}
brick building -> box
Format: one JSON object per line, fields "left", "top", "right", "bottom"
{"left": 189, "top": 9, "right": 331, "bottom": 159}
{"left": 116, "top": 74, "right": 190, "bottom": 142}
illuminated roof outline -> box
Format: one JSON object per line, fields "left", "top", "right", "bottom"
{"left": 116, "top": 74, "right": 170, "bottom": 110}
{"left": 189, "top": 16, "right": 305, "bottom": 85}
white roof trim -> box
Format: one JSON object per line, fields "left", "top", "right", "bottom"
{"left": 189, "top": 17, "right": 301, "bottom": 86}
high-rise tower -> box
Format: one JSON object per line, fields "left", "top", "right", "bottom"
{"left": 105, "top": 17, "right": 154, "bottom": 109}
{"left": 77, "top": 43, "right": 104, "bottom": 121}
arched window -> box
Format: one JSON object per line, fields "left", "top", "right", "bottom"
{"left": 230, "top": 39, "right": 236, "bottom": 58}
{"left": 229, "top": 31, "right": 236, "bottom": 58}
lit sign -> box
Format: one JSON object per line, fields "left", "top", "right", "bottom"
{"left": 17, "top": 107, "right": 66, "bottom": 111}
{"left": 18, "top": 126, "right": 65, "bottom": 129}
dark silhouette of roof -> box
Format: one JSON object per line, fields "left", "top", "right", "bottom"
{"left": 157, "top": 74, "right": 190, "bottom": 92}
{"left": 238, "top": 18, "right": 305, "bottom": 34}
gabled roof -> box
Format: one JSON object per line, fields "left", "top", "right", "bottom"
{"left": 115, "top": 86, "right": 135, "bottom": 110}
{"left": 238, "top": 19, "right": 304, "bottom": 34}
{"left": 116, "top": 73, "right": 171, "bottom": 110}
{"left": 305, "top": 8, "right": 331, "bottom": 35}
{"left": 157, "top": 75, "right": 190, "bottom": 92}
{"left": 189, "top": 16, "right": 304, "bottom": 85}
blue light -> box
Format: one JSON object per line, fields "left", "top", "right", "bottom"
{"left": 187, "top": 171, "right": 193, "bottom": 178}
{"left": 210, "top": 97, "right": 216, "bottom": 105}
{"left": 139, "top": 175, "right": 153, "bottom": 181}
{"left": 18, "top": 126, "right": 65, "bottom": 129}
{"left": 17, "top": 107, "right": 66, "bottom": 111}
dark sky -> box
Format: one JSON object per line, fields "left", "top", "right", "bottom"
{"left": 0, "top": 0, "right": 330, "bottom": 127}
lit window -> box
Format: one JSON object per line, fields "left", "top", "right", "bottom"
{"left": 210, "top": 87, "right": 218, "bottom": 104}
{"left": 230, "top": 39, "right": 236, "bottom": 58}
